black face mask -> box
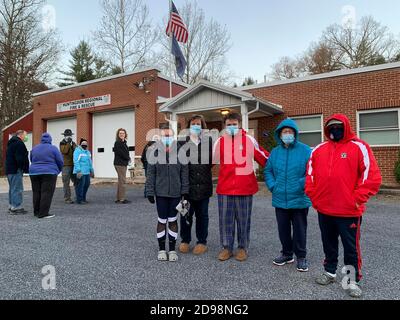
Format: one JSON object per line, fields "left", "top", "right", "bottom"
{"left": 81, "top": 145, "right": 88, "bottom": 150}
{"left": 329, "top": 127, "right": 345, "bottom": 142}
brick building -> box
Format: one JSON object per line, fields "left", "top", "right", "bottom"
{"left": 2, "top": 62, "right": 400, "bottom": 186}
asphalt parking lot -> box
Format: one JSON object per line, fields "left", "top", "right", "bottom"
{"left": 0, "top": 185, "right": 399, "bottom": 300}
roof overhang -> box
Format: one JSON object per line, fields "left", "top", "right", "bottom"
{"left": 159, "top": 80, "right": 283, "bottom": 116}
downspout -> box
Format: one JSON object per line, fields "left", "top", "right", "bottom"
{"left": 247, "top": 100, "right": 260, "bottom": 117}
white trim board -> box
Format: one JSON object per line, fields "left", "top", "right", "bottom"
{"left": 1, "top": 110, "right": 33, "bottom": 132}
{"left": 33, "top": 69, "right": 189, "bottom": 97}
{"left": 241, "top": 62, "right": 400, "bottom": 91}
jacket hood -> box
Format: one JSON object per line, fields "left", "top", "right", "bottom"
{"left": 41, "top": 133, "right": 53, "bottom": 144}
{"left": 324, "top": 114, "right": 356, "bottom": 142}
{"left": 275, "top": 118, "right": 299, "bottom": 145}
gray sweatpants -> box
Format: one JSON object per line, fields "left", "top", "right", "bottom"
{"left": 62, "top": 166, "right": 77, "bottom": 201}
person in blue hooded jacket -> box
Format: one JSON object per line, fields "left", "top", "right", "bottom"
{"left": 29, "top": 133, "right": 64, "bottom": 219}
{"left": 73, "top": 139, "right": 94, "bottom": 205}
{"left": 264, "top": 118, "right": 312, "bottom": 272}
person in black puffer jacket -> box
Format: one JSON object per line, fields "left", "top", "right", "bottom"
{"left": 113, "top": 128, "right": 132, "bottom": 204}
{"left": 178, "top": 115, "right": 213, "bottom": 256}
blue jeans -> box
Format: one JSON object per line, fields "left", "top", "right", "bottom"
{"left": 180, "top": 198, "right": 210, "bottom": 245}
{"left": 76, "top": 175, "right": 91, "bottom": 203}
{"left": 7, "top": 170, "right": 24, "bottom": 210}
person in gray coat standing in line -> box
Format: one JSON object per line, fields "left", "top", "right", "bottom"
{"left": 145, "top": 124, "right": 189, "bottom": 263}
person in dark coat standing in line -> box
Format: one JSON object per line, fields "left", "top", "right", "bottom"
{"left": 141, "top": 136, "right": 159, "bottom": 198}
{"left": 5, "top": 130, "right": 30, "bottom": 215}
{"left": 113, "top": 128, "right": 131, "bottom": 204}
{"left": 60, "top": 129, "right": 77, "bottom": 204}
{"left": 29, "top": 133, "right": 64, "bottom": 219}
{"left": 178, "top": 115, "right": 213, "bottom": 256}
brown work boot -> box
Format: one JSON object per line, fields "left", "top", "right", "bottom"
{"left": 218, "top": 248, "right": 233, "bottom": 261}
{"left": 193, "top": 244, "right": 208, "bottom": 255}
{"left": 179, "top": 243, "right": 190, "bottom": 254}
{"left": 235, "top": 249, "right": 248, "bottom": 262}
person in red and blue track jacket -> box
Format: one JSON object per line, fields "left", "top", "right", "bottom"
{"left": 305, "top": 113, "right": 382, "bottom": 298}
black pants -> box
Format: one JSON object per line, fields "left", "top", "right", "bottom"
{"left": 180, "top": 198, "right": 210, "bottom": 245}
{"left": 318, "top": 213, "right": 363, "bottom": 282}
{"left": 275, "top": 208, "right": 309, "bottom": 259}
{"left": 30, "top": 175, "right": 58, "bottom": 218}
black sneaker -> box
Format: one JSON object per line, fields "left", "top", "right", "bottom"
{"left": 297, "top": 258, "right": 309, "bottom": 272}
{"left": 273, "top": 255, "right": 295, "bottom": 266}
{"left": 9, "top": 208, "right": 28, "bottom": 215}
{"left": 119, "top": 200, "right": 131, "bottom": 204}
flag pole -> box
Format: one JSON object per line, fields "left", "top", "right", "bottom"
{"left": 169, "top": 0, "right": 174, "bottom": 98}
{"left": 168, "top": 0, "right": 177, "bottom": 138}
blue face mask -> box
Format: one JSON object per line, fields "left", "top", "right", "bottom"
{"left": 227, "top": 125, "right": 239, "bottom": 136}
{"left": 190, "top": 125, "right": 202, "bottom": 136}
{"left": 281, "top": 134, "right": 295, "bottom": 145}
{"left": 162, "top": 137, "right": 174, "bottom": 146}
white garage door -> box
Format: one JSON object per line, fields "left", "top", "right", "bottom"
{"left": 47, "top": 118, "right": 77, "bottom": 150}
{"left": 93, "top": 110, "right": 135, "bottom": 178}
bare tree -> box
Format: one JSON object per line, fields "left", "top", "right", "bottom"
{"left": 301, "top": 41, "right": 342, "bottom": 75}
{"left": 93, "top": 0, "right": 158, "bottom": 73}
{"left": 156, "top": 0, "right": 232, "bottom": 84}
{"left": 269, "top": 16, "right": 400, "bottom": 80}
{"left": 269, "top": 56, "right": 306, "bottom": 80}
{"left": 0, "top": 0, "right": 60, "bottom": 171}
{"left": 322, "top": 16, "right": 398, "bottom": 68}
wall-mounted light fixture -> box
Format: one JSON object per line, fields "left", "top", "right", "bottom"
{"left": 134, "top": 75, "right": 156, "bottom": 93}
{"left": 221, "top": 109, "right": 230, "bottom": 116}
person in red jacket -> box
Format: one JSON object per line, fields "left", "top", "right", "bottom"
{"left": 213, "top": 113, "right": 269, "bottom": 262}
{"left": 305, "top": 114, "right": 381, "bottom": 298}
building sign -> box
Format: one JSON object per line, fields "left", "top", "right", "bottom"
{"left": 57, "top": 95, "right": 111, "bottom": 113}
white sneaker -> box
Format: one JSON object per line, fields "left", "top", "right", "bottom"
{"left": 169, "top": 251, "right": 178, "bottom": 262}
{"left": 158, "top": 251, "right": 168, "bottom": 261}
{"left": 347, "top": 283, "right": 362, "bottom": 298}
{"left": 43, "top": 214, "right": 55, "bottom": 219}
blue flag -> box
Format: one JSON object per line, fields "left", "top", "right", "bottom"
{"left": 171, "top": 34, "right": 186, "bottom": 78}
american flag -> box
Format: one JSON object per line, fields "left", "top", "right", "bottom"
{"left": 166, "top": 1, "right": 188, "bottom": 44}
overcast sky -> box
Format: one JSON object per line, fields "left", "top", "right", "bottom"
{"left": 45, "top": 0, "right": 400, "bottom": 84}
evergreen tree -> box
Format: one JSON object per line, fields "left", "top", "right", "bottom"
{"left": 58, "top": 41, "right": 99, "bottom": 87}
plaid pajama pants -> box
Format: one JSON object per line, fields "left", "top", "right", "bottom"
{"left": 218, "top": 195, "right": 253, "bottom": 251}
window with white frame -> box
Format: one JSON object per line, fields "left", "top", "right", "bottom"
{"left": 292, "top": 115, "right": 323, "bottom": 147}
{"left": 358, "top": 109, "right": 400, "bottom": 146}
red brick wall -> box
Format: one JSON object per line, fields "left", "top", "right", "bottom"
{"left": 246, "top": 68, "right": 400, "bottom": 187}
{"left": 157, "top": 77, "right": 187, "bottom": 98}
{"left": 2, "top": 112, "right": 34, "bottom": 173}
{"left": 32, "top": 71, "right": 187, "bottom": 158}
